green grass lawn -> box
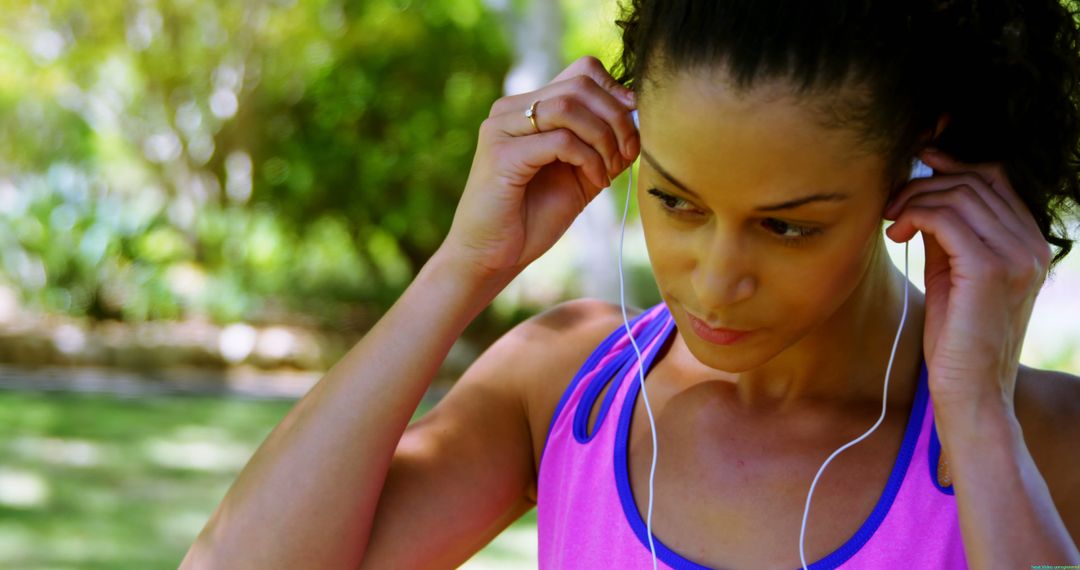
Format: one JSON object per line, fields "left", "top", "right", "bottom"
{"left": 0, "top": 389, "right": 537, "bottom": 569}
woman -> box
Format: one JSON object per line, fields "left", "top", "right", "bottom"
{"left": 183, "top": 1, "right": 1080, "bottom": 568}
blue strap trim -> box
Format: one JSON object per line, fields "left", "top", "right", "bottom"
{"left": 573, "top": 307, "right": 670, "bottom": 442}
{"left": 539, "top": 302, "right": 666, "bottom": 465}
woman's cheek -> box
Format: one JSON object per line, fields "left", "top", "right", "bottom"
{"left": 641, "top": 221, "right": 683, "bottom": 289}
{"left": 804, "top": 235, "right": 874, "bottom": 324}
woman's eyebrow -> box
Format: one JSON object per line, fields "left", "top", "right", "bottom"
{"left": 639, "top": 147, "right": 851, "bottom": 212}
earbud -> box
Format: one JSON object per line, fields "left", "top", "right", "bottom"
{"left": 911, "top": 157, "right": 932, "bottom": 179}
{"left": 631, "top": 108, "right": 639, "bottom": 130}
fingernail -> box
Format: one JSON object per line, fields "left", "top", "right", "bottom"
{"left": 623, "top": 89, "right": 636, "bottom": 106}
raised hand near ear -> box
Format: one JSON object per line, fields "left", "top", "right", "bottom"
{"left": 442, "top": 55, "right": 639, "bottom": 282}
{"left": 882, "top": 148, "right": 1052, "bottom": 420}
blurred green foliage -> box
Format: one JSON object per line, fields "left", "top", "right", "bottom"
{"left": 0, "top": 0, "right": 511, "bottom": 326}
{"left": 0, "top": 389, "right": 537, "bottom": 568}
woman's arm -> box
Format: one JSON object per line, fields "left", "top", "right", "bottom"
{"left": 179, "top": 55, "right": 638, "bottom": 569}
{"left": 179, "top": 250, "right": 514, "bottom": 569}
{"left": 935, "top": 395, "right": 1080, "bottom": 568}
{"left": 884, "top": 145, "right": 1079, "bottom": 568}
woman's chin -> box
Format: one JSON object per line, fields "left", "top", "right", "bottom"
{"left": 680, "top": 332, "right": 772, "bottom": 374}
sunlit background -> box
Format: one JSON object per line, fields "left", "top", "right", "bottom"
{"left": 1, "top": 1, "right": 1078, "bottom": 568}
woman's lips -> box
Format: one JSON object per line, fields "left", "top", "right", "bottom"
{"left": 686, "top": 312, "right": 753, "bottom": 345}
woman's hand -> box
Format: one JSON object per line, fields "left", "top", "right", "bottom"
{"left": 882, "top": 148, "right": 1053, "bottom": 416}
{"left": 440, "top": 56, "right": 639, "bottom": 281}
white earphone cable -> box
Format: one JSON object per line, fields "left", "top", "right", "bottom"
{"left": 797, "top": 241, "right": 909, "bottom": 570}
{"left": 618, "top": 154, "right": 662, "bottom": 570}
{"left": 616, "top": 117, "right": 921, "bottom": 569}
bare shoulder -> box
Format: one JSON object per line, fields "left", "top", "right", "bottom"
{"left": 503, "top": 297, "right": 634, "bottom": 346}
{"left": 1016, "top": 363, "right": 1080, "bottom": 442}
{"left": 510, "top": 297, "right": 644, "bottom": 503}
{"left": 354, "top": 298, "right": 642, "bottom": 568}
{"left": 1015, "top": 363, "right": 1080, "bottom": 543}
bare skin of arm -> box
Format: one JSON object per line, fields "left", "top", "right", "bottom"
{"left": 180, "top": 251, "right": 519, "bottom": 569}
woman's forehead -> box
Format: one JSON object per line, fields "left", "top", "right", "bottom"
{"left": 637, "top": 87, "right": 888, "bottom": 205}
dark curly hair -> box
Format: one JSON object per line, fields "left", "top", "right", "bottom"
{"left": 611, "top": 0, "right": 1080, "bottom": 273}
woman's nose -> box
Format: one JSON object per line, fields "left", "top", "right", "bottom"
{"left": 692, "top": 239, "right": 756, "bottom": 307}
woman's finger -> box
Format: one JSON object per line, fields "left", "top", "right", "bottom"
{"left": 885, "top": 181, "right": 1028, "bottom": 248}
{"left": 489, "top": 91, "right": 627, "bottom": 179}
{"left": 490, "top": 59, "right": 637, "bottom": 159}
{"left": 494, "top": 125, "right": 611, "bottom": 195}
{"left": 917, "top": 149, "right": 1044, "bottom": 241}
{"left": 491, "top": 55, "right": 636, "bottom": 116}
{"left": 887, "top": 187, "right": 1032, "bottom": 264}
{"left": 549, "top": 55, "right": 636, "bottom": 103}
{"left": 889, "top": 202, "right": 1048, "bottom": 300}
{"left": 886, "top": 173, "right": 1031, "bottom": 246}
{"left": 887, "top": 204, "right": 1002, "bottom": 275}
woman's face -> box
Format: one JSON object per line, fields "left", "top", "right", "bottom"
{"left": 637, "top": 71, "right": 896, "bottom": 374}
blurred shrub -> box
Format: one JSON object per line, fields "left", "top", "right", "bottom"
{"left": 0, "top": 0, "right": 510, "bottom": 328}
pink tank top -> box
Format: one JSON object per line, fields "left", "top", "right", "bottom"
{"left": 536, "top": 301, "right": 969, "bottom": 568}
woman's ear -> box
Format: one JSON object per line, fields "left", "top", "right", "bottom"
{"left": 934, "top": 113, "right": 951, "bottom": 139}
{"left": 926, "top": 112, "right": 951, "bottom": 150}
{"left": 914, "top": 113, "right": 951, "bottom": 153}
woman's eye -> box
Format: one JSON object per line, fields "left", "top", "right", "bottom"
{"left": 646, "top": 188, "right": 697, "bottom": 214}
{"left": 761, "top": 218, "right": 822, "bottom": 246}
{"left": 648, "top": 187, "right": 823, "bottom": 246}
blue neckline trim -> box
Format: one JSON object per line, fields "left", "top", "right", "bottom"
{"left": 539, "top": 304, "right": 662, "bottom": 466}
{"left": 572, "top": 311, "right": 670, "bottom": 442}
{"left": 928, "top": 418, "right": 955, "bottom": 495}
{"left": 613, "top": 305, "right": 931, "bottom": 569}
